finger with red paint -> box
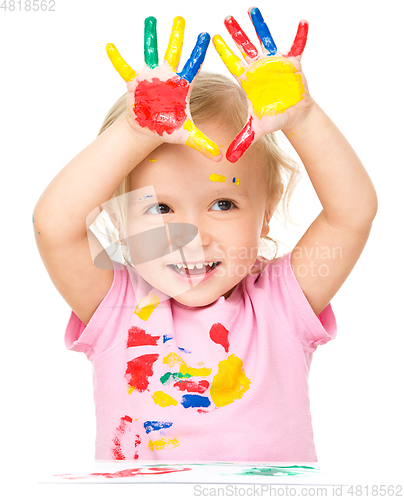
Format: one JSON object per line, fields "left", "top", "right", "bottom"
{"left": 106, "top": 16, "right": 222, "bottom": 161}
{"left": 213, "top": 7, "right": 312, "bottom": 162}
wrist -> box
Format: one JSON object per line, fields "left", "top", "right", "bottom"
{"left": 281, "top": 99, "right": 319, "bottom": 137}
{"left": 121, "top": 113, "right": 164, "bottom": 151}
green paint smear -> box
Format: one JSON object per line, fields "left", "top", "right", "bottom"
{"left": 144, "top": 16, "right": 158, "bottom": 69}
{"left": 239, "top": 465, "right": 317, "bottom": 477}
{"left": 160, "top": 372, "right": 192, "bottom": 385}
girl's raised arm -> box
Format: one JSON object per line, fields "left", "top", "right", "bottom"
{"left": 33, "top": 16, "right": 217, "bottom": 325}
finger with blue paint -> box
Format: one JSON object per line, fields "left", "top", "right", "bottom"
{"left": 248, "top": 7, "right": 277, "bottom": 56}
{"left": 178, "top": 32, "right": 211, "bottom": 83}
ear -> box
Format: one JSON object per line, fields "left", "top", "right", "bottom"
{"left": 260, "top": 191, "right": 282, "bottom": 238}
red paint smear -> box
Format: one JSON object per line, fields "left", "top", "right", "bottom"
{"left": 286, "top": 20, "right": 309, "bottom": 58}
{"left": 226, "top": 116, "right": 255, "bottom": 163}
{"left": 112, "top": 415, "right": 133, "bottom": 460}
{"left": 197, "top": 409, "right": 209, "bottom": 414}
{"left": 133, "top": 434, "right": 141, "bottom": 460}
{"left": 209, "top": 323, "right": 230, "bottom": 352}
{"left": 173, "top": 379, "right": 210, "bottom": 393}
{"left": 134, "top": 77, "right": 188, "bottom": 136}
{"left": 224, "top": 16, "right": 258, "bottom": 59}
{"left": 125, "top": 353, "right": 159, "bottom": 393}
{"left": 127, "top": 326, "right": 160, "bottom": 348}
{"left": 56, "top": 467, "right": 192, "bottom": 480}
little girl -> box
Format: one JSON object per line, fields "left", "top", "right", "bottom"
{"left": 33, "top": 9, "right": 377, "bottom": 462}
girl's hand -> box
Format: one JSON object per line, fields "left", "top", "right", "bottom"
{"left": 213, "top": 7, "right": 313, "bottom": 162}
{"left": 107, "top": 16, "right": 222, "bottom": 161}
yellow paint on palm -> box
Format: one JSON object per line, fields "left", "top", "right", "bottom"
{"left": 209, "top": 173, "right": 226, "bottom": 182}
{"left": 163, "top": 352, "right": 212, "bottom": 377}
{"left": 164, "top": 16, "right": 185, "bottom": 70}
{"left": 152, "top": 390, "right": 178, "bottom": 407}
{"left": 148, "top": 437, "right": 180, "bottom": 451}
{"left": 240, "top": 57, "right": 305, "bottom": 118}
{"left": 106, "top": 43, "right": 137, "bottom": 82}
{"left": 210, "top": 354, "right": 251, "bottom": 407}
{"left": 183, "top": 120, "right": 221, "bottom": 158}
{"left": 134, "top": 292, "right": 160, "bottom": 321}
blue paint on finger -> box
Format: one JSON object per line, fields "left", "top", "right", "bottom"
{"left": 249, "top": 7, "right": 277, "bottom": 56}
{"left": 178, "top": 32, "right": 210, "bottom": 83}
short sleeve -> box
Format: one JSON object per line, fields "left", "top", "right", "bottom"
{"left": 260, "top": 252, "right": 337, "bottom": 350}
{"left": 64, "top": 260, "right": 129, "bottom": 360}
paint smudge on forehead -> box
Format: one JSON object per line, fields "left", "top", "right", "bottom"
{"left": 209, "top": 173, "right": 227, "bottom": 182}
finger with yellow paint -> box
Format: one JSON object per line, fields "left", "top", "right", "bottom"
{"left": 183, "top": 120, "right": 222, "bottom": 161}
{"left": 164, "top": 16, "right": 185, "bottom": 71}
{"left": 212, "top": 35, "right": 246, "bottom": 78}
{"left": 106, "top": 43, "right": 137, "bottom": 82}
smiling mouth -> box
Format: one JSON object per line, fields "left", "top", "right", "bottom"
{"left": 169, "top": 261, "right": 221, "bottom": 275}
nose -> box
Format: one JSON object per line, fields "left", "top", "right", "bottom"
{"left": 168, "top": 220, "right": 211, "bottom": 251}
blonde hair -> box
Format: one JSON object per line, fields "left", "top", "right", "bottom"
{"left": 94, "top": 71, "right": 301, "bottom": 267}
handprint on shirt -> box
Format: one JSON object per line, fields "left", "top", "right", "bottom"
{"left": 213, "top": 7, "right": 311, "bottom": 162}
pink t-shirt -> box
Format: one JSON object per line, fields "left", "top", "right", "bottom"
{"left": 65, "top": 252, "right": 336, "bottom": 462}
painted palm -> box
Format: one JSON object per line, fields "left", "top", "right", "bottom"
{"left": 213, "top": 7, "right": 311, "bottom": 162}
{"left": 107, "top": 16, "right": 222, "bottom": 161}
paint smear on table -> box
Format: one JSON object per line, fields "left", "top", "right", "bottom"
{"left": 134, "top": 292, "right": 160, "bottom": 321}
{"left": 134, "top": 77, "right": 188, "bottom": 135}
{"left": 55, "top": 466, "right": 191, "bottom": 480}
{"left": 210, "top": 354, "right": 250, "bottom": 407}
{"left": 209, "top": 173, "right": 226, "bottom": 182}
{"left": 237, "top": 465, "right": 317, "bottom": 476}
{"left": 209, "top": 323, "right": 230, "bottom": 352}
{"left": 126, "top": 353, "right": 159, "bottom": 393}
{"left": 127, "top": 326, "right": 160, "bottom": 347}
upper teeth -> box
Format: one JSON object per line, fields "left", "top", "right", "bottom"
{"left": 174, "top": 261, "right": 216, "bottom": 269}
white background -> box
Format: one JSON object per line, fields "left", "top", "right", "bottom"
{"left": 1, "top": 0, "right": 403, "bottom": 498}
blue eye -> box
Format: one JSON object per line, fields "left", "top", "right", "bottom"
{"left": 211, "top": 200, "right": 235, "bottom": 211}
{"left": 146, "top": 204, "right": 172, "bottom": 215}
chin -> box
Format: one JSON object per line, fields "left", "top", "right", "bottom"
{"left": 172, "top": 289, "right": 222, "bottom": 308}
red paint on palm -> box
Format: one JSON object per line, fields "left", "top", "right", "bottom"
{"left": 209, "top": 323, "right": 230, "bottom": 352}
{"left": 226, "top": 116, "right": 255, "bottom": 163}
{"left": 125, "top": 353, "right": 159, "bottom": 392}
{"left": 134, "top": 77, "right": 189, "bottom": 135}
{"left": 286, "top": 21, "right": 308, "bottom": 58}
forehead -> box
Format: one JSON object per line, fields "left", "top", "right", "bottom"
{"left": 129, "top": 139, "right": 267, "bottom": 204}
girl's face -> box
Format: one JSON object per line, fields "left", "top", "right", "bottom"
{"left": 127, "top": 123, "right": 271, "bottom": 307}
